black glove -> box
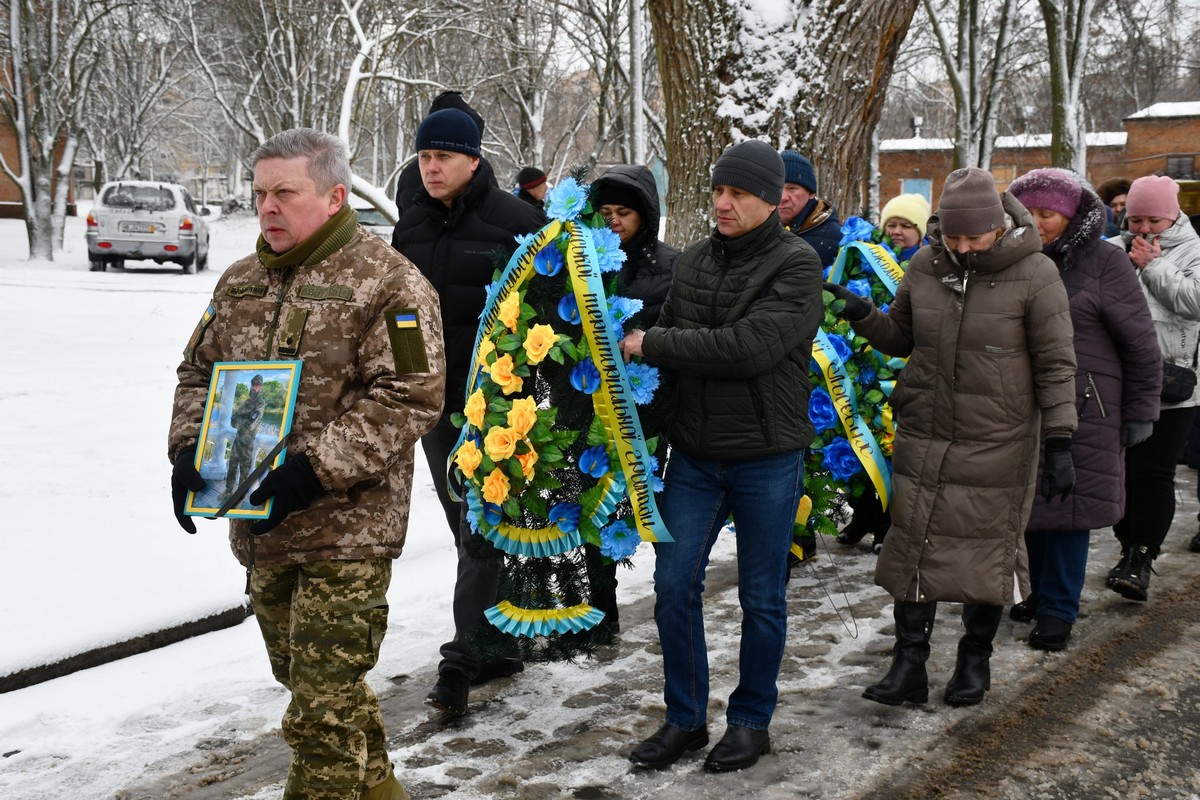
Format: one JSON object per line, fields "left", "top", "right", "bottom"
{"left": 247, "top": 453, "right": 324, "bottom": 535}
{"left": 1121, "top": 420, "right": 1154, "bottom": 448}
{"left": 823, "top": 282, "right": 874, "bottom": 321}
{"left": 1041, "top": 438, "right": 1075, "bottom": 502}
{"left": 171, "top": 444, "right": 207, "bottom": 534}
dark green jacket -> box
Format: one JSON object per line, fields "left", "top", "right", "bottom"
{"left": 642, "top": 212, "right": 823, "bottom": 460}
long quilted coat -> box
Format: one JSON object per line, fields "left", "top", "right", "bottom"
{"left": 1025, "top": 184, "right": 1162, "bottom": 532}
{"left": 854, "top": 195, "right": 1077, "bottom": 605}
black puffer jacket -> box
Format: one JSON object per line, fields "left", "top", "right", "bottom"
{"left": 591, "top": 164, "right": 679, "bottom": 329}
{"left": 641, "top": 212, "right": 823, "bottom": 460}
{"left": 392, "top": 159, "right": 546, "bottom": 407}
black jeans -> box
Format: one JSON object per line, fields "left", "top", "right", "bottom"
{"left": 1113, "top": 405, "right": 1197, "bottom": 557}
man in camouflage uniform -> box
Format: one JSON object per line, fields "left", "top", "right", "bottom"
{"left": 168, "top": 128, "right": 445, "bottom": 800}
{"left": 223, "top": 373, "right": 266, "bottom": 497}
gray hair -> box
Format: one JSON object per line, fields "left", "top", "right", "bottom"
{"left": 251, "top": 129, "right": 351, "bottom": 199}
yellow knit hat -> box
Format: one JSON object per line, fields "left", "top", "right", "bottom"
{"left": 880, "top": 193, "right": 932, "bottom": 238}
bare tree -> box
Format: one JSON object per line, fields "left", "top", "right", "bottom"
{"left": 1038, "top": 0, "right": 1098, "bottom": 172}
{"left": 648, "top": 0, "right": 919, "bottom": 244}
{"left": 0, "top": 0, "right": 112, "bottom": 259}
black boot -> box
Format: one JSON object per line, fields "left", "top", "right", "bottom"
{"left": 1110, "top": 545, "right": 1155, "bottom": 602}
{"left": 1106, "top": 547, "right": 1131, "bottom": 587}
{"left": 862, "top": 600, "right": 937, "bottom": 706}
{"left": 944, "top": 603, "right": 1002, "bottom": 706}
{"left": 838, "top": 492, "right": 889, "bottom": 546}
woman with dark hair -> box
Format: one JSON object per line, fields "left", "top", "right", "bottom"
{"left": 582, "top": 164, "right": 679, "bottom": 641}
{"left": 1007, "top": 168, "right": 1160, "bottom": 650}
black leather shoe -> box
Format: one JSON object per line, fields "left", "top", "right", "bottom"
{"left": 628, "top": 723, "right": 709, "bottom": 769}
{"left": 1189, "top": 530, "right": 1200, "bottom": 553}
{"left": 1009, "top": 595, "right": 1037, "bottom": 623}
{"left": 470, "top": 658, "right": 524, "bottom": 686}
{"left": 1028, "top": 615, "right": 1072, "bottom": 651}
{"left": 703, "top": 724, "right": 771, "bottom": 772}
{"left": 425, "top": 669, "right": 469, "bottom": 716}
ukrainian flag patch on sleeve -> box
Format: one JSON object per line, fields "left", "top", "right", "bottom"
{"left": 184, "top": 303, "right": 215, "bottom": 364}
{"left": 384, "top": 307, "right": 429, "bottom": 374}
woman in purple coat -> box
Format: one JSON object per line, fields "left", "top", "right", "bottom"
{"left": 1007, "top": 168, "right": 1162, "bottom": 650}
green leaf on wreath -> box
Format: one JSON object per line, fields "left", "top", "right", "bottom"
{"left": 450, "top": 411, "right": 466, "bottom": 428}
{"left": 578, "top": 516, "right": 601, "bottom": 547}
{"left": 539, "top": 444, "right": 564, "bottom": 464}
{"left": 864, "top": 389, "right": 884, "bottom": 405}
{"left": 488, "top": 396, "right": 511, "bottom": 412}
{"left": 585, "top": 415, "right": 607, "bottom": 447}
{"left": 505, "top": 457, "right": 524, "bottom": 480}
{"left": 551, "top": 428, "right": 580, "bottom": 449}
{"left": 502, "top": 497, "right": 521, "bottom": 519}
{"left": 523, "top": 491, "right": 547, "bottom": 520}
{"left": 497, "top": 332, "right": 523, "bottom": 352}
{"left": 548, "top": 347, "right": 565, "bottom": 365}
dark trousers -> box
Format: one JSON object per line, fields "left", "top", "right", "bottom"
{"left": 1113, "top": 405, "right": 1197, "bottom": 557}
{"left": 421, "top": 413, "right": 506, "bottom": 678}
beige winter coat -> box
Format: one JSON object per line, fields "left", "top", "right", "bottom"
{"left": 168, "top": 225, "right": 446, "bottom": 568}
{"left": 853, "top": 195, "right": 1077, "bottom": 605}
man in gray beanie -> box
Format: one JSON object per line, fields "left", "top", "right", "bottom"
{"left": 619, "top": 140, "right": 822, "bottom": 773}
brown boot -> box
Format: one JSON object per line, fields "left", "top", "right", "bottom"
{"left": 362, "top": 772, "right": 411, "bottom": 800}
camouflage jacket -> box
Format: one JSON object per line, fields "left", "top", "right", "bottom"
{"left": 169, "top": 226, "right": 446, "bottom": 568}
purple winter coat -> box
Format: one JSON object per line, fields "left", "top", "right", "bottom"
{"left": 1025, "top": 184, "right": 1162, "bottom": 531}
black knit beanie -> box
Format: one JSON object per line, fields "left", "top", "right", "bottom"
{"left": 711, "top": 141, "right": 785, "bottom": 205}
{"left": 591, "top": 182, "right": 644, "bottom": 214}
{"left": 414, "top": 109, "right": 482, "bottom": 157}
{"left": 516, "top": 167, "right": 547, "bottom": 190}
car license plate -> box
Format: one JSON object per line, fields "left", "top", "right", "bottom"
{"left": 120, "top": 221, "right": 157, "bottom": 233}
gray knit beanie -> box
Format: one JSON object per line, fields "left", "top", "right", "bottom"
{"left": 711, "top": 141, "right": 785, "bottom": 205}
{"left": 938, "top": 167, "right": 1004, "bottom": 236}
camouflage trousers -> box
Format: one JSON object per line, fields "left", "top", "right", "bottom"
{"left": 225, "top": 434, "right": 257, "bottom": 492}
{"left": 251, "top": 558, "right": 394, "bottom": 800}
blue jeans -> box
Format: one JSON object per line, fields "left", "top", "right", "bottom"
{"left": 1024, "top": 528, "right": 1089, "bottom": 623}
{"left": 653, "top": 448, "right": 804, "bottom": 732}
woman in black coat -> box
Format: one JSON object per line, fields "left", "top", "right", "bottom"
{"left": 1007, "top": 168, "right": 1161, "bottom": 650}
{"left": 582, "top": 164, "right": 679, "bottom": 641}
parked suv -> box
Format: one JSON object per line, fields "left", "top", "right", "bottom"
{"left": 86, "top": 181, "right": 211, "bottom": 273}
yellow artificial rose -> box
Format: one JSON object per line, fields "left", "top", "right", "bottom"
{"left": 454, "top": 439, "right": 483, "bottom": 479}
{"left": 515, "top": 448, "right": 539, "bottom": 480}
{"left": 482, "top": 469, "right": 511, "bottom": 505}
{"left": 489, "top": 354, "right": 524, "bottom": 395}
{"left": 477, "top": 338, "right": 496, "bottom": 367}
{"left": 498, "top": 292, "right": 521, "bottom": 332}
{"left": 484, "top": 426, "right": 519, "bottom": 462}
{"left": 523, "top": 324, "right": 558, "bottom": 365}
{"left": 464, "top": 389, "right": 487, "bottom": 429}
{"left": 507, "top": 396, "right": 539, "bottom": 437}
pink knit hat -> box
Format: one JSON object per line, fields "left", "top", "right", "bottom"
{"left": 1008, "top": 168, "right": 1083, "bottom": 220}
{"left": 1125, "top": 175, "right": 1180, "bottom": 220}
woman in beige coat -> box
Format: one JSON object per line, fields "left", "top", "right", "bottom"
{"left": 826, "top": 167, "right": 1077, "bottom": 708}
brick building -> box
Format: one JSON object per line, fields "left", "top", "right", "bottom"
{"left": 0, "top": 118, "right": 76, "bottom": 218}
{"left": 878, "top": 101, "right": 1200, "bottom": 217}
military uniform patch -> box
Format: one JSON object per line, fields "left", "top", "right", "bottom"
{"left": 278, "top": 307, "right": 309, "bottom": 357}
{"left": 385, "top": 307, "right": 429, "bottom": 374}
{"left": 227, "top": 284, "right": 268, "bottom": 298}
{"left": 298, "top": 284, "right": 354, "bottom": 302}
{"left": 184, "top": 304, "right": 215, "bottom": 363}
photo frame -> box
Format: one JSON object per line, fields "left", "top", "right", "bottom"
{"left": 184, "top": 360, "right": 303, "bottom": 520}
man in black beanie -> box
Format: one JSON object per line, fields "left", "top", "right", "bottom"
{"left": 394, "top": 91, "right": 497, "bottom": 212}
{"left": 514, "top": 166, "right": 548, "bottom": 208}
{"left": 619, "top": 140, "right": 822, "bottom": 773}
{"left": 392, "top": 107, "right": 545, "bottom": 719}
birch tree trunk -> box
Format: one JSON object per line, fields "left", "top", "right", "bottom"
{"left": 648, "top": 0, "right": 918, "bottom": 246}
{"left": 1039, "top": 0, "right": 1096, "bottom": 174}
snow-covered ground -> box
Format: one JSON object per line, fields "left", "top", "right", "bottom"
{"left": 0, "top": 206, "right": 663, "bottom": 798}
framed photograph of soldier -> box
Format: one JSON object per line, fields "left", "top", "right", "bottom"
{"left": 183, "top": 360, "right": 303, "bottom": 520}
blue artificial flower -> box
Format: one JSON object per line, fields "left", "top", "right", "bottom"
{"left": 829, "top": 333, "right": 853, "bottom": 364}
{"left": 839, "top": 216, "right": 876, "bottom": 245}
{"left": 822, "top": 265, "right": 832, "bottom": 280}
{"left": 609, "top": 296, "right": 643, "bottom": 324}
{"left": 549, "top": 502, "right": 582, "bottom": 533}
{"left": 534, "top": 244, "right": 564, "bottom": 276}
{"left": 514, "top": 232, "right": 537, "bottom": 249}
{"left": 546, "top": 177, "right": 588, "bottom": 221}
{"left": 625, "top": 361, "right": 660, "bottom": 405}
{"left": 571, "top": 358, "right": 601, "bottom": 394}
{"left": 648, "top": 456, "right": 664, "bottom": 493}
{"left": 600, "top": 519, "right": 639, "bottom": 561}
{"left": 822, "top": 437, "right": 863, "bottom": 481}
{"left": 808, "top": 387, "right": 839, "bottom": 433}
{"left": 848, "top": 278, "right": 872, "bottom": 298}
{"left": 558, "top": 294, "right": 580, "bottom": 325}
{"left": 592, "top": 227, "right": 628, "bottom": 273}
{"left": 879, "top": 302, "right": 890, "bottom": 315}
{"left": 483, "top": 502, "right": 503, "bottom": 526}
{"left": 857, "top": 363, "right": 877, "bottom": 385}
{"left": 579, "top": 445, "right": 610, "bottom": 478}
